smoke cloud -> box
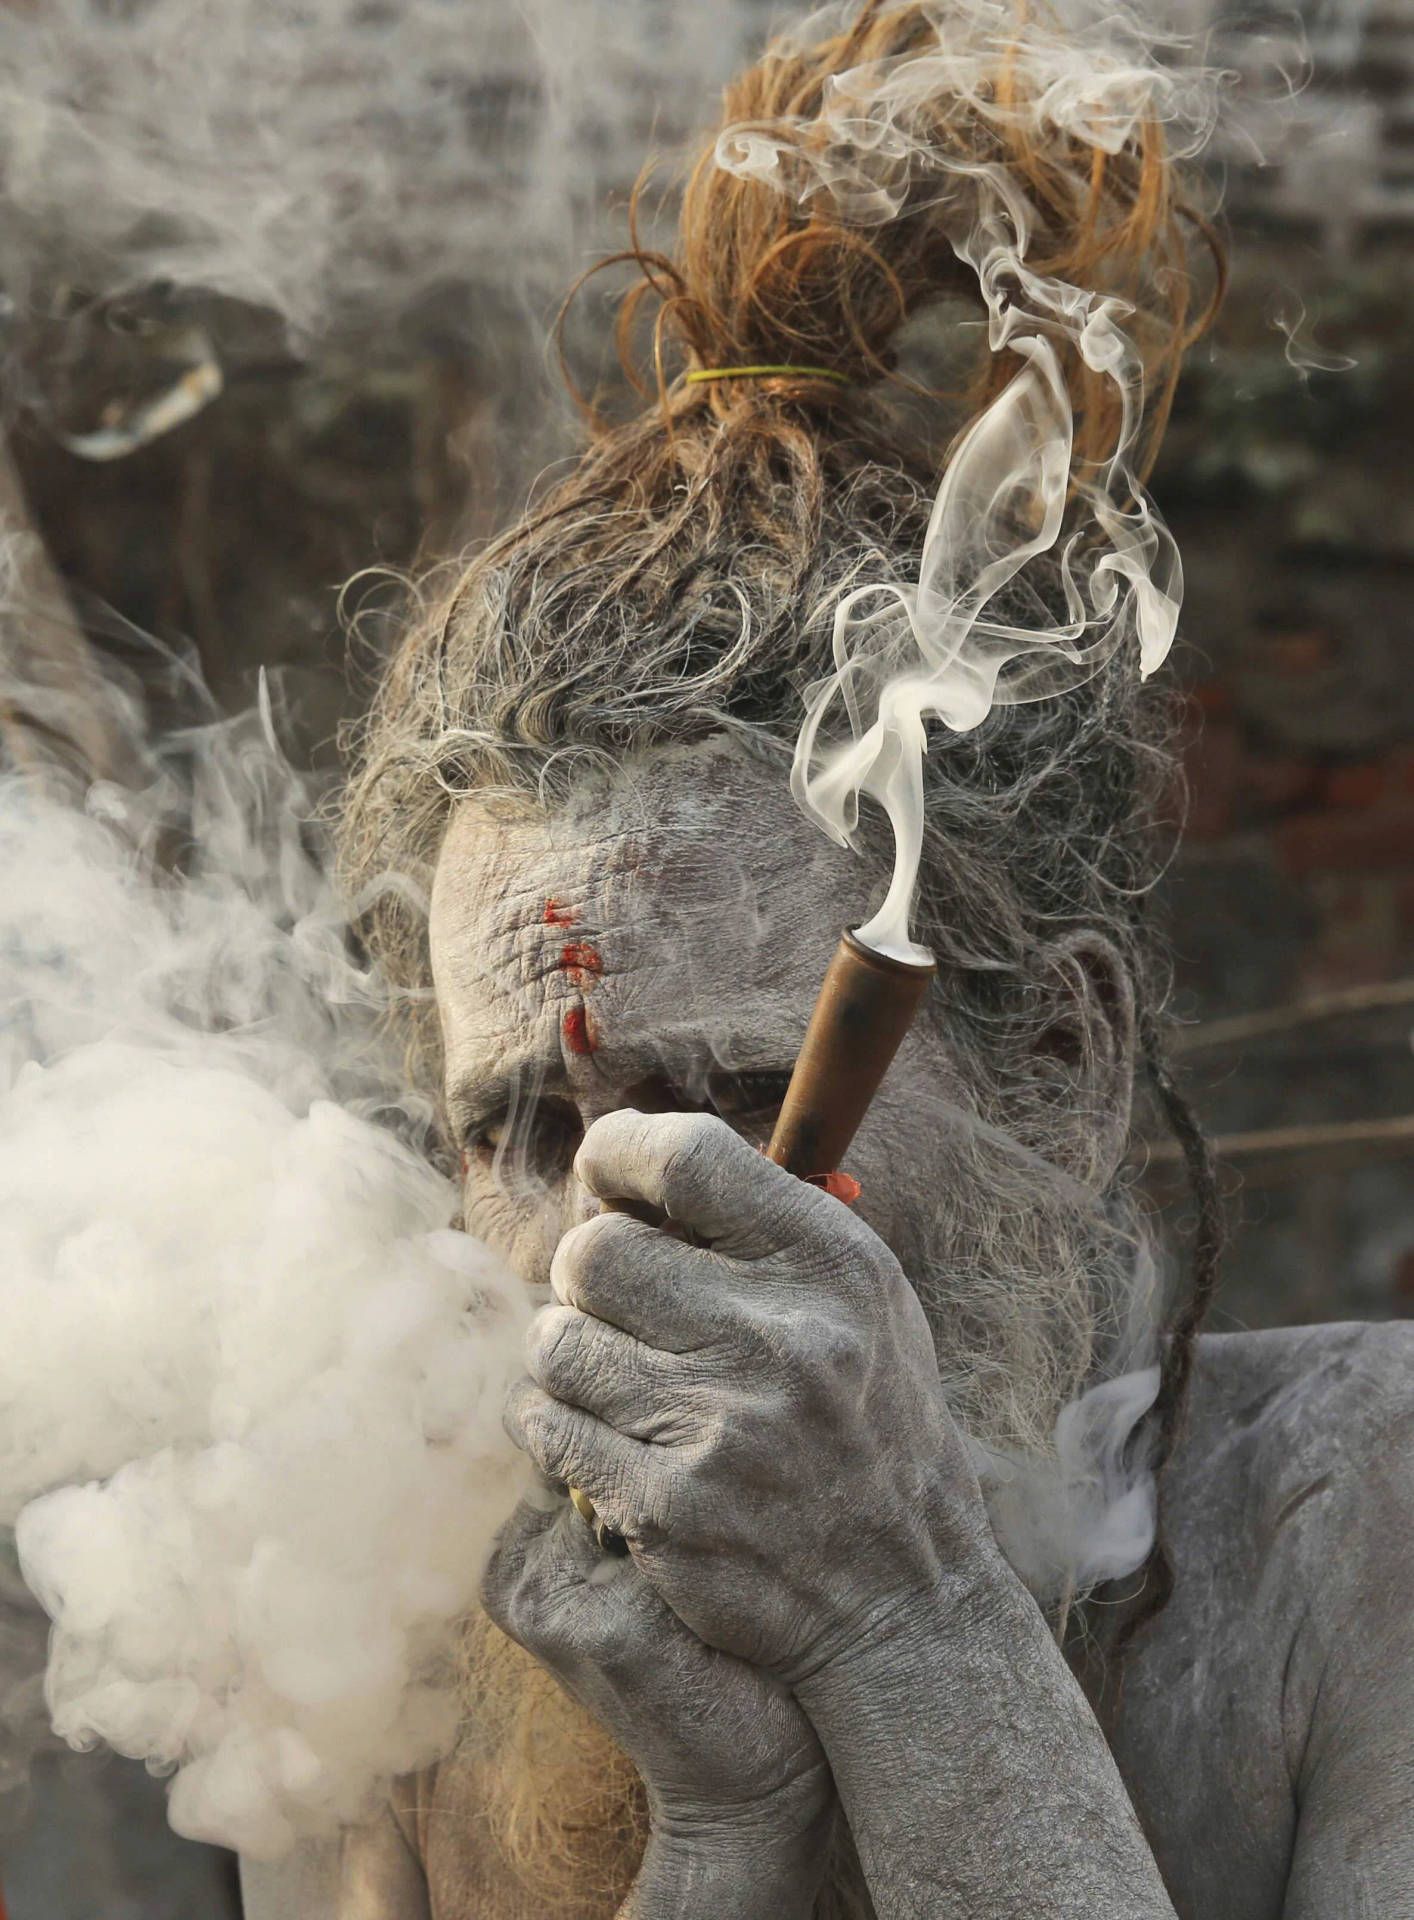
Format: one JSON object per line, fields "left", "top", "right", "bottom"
{"left": 0, "top": 628, "right": 529, "bottom": 1858}
{"left": 970, "top": 1246, "right": 1165, "bottom": 1607}
{"left": 0, "top": 0, "right": 771, "bottom": 350}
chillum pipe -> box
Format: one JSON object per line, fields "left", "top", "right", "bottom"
{"left": 765, "top": 929, "right": 938, "bottom": 1179}
{"left": 571, "top": 927, "right": 937, "bottom": 1553}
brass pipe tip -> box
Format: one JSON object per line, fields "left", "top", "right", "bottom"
{"left": 841, "top": 928, "right": 938, "bottom": 978}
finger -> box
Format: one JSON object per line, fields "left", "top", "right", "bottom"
{"left": 575, "top": 1109, "right": 825, "bottom": 1258}
{"left": 480, "top": 1486, "right": 563, "bottom": 1623}
{"left": 519, "top": 1512, "right": 690, "bottom": 1689}
{"left": 526, "top": 1303, "right": 706, "bottom": 1441}
{"left": 551, "top": 1208, "right": 728, "bottom": 1350}
{"left": 502, "top": 1376, "right": 659, "bottom": 1535}
{"left": 482, "top": 1496, "right": 639, "bottom": 1648}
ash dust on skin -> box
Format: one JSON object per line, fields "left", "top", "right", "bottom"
{"left": 432, "top": 756, "right": 1173, "bottom": 1607}
{"left": 0, "top": 614, "right": 530, "bottom": 1875}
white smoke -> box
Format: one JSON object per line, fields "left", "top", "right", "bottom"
{"left": 717, "top": 0, "right": 1220, "bottom": 962}
{"left": 970, "top": 1242, "right": 1167, "bottom": 1608}
{"left": 0, "top": 637, "right": 529, "bottom": 1859}
{"left": 0, "top": 0, "right": 772, "bottom": 348}
{"left": 1269, "top": 294, "right": 1358, "bottom": 381}
{"left": 974, "top": 1365, "right": 1162, "bottom": 1604}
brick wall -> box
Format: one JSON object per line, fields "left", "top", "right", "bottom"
{"left": 1148, "top": 216, "right": 1414, "bottom": 1329}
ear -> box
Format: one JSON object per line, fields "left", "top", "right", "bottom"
{"left": 1030, "top": 932, "right": 1137, "bottom": 1186}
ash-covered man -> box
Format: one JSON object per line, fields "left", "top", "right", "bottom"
{"left": 245, "top": 7, "right": 1414, "bottom": 1917}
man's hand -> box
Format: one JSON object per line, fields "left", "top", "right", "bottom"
{"left": 499, "top": 1110, "right": 1179, "bottom": 1919}
{"left": 503, "top": 1109, "right": 1004, "bottom": 1685}
{"left": 481, "top": 1485, "right": 834, "bottom": 1918}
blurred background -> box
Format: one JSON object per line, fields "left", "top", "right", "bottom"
{"left": 0, "top": 0, "right": 1410, "bottom": 1912}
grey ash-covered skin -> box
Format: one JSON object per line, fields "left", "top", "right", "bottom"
{"left": 244, "top": 755, "right": 1414, "bottom": 1920}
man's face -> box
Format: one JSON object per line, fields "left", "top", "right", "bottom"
{"left": 429, "top": 745, "right": 964, "bottom": 1299}
{"left": 430, "top": 742, "right": 1130, "bottom": 1463}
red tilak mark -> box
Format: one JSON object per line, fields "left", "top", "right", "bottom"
{"left": 543, "top": 898, "right": 577, "bottom": 927}
{"left": 559, "top": 941, "right": 603, "bottom": 983}
{"left": 459, "top": 1149, "right": 470, "bottom": 1179}
{"left": 562, "top": 1006, "right": 598, "bottom": 1055}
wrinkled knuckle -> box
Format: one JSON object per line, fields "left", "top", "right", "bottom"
{"left": 606, "top": 1458, "right": 665, "bottom": 1538}
{"left": 551, "top": 1212, "right": 613, "bottom": 1307}
{"left": 820, "top": 1316, "right": 870, "bottom": 1381}
{"left": 601, "top": 1456, "right": 640, "bottom": 1520}
{"left": 578, "top": 1593, "right": 650, "bottom": 1677}
{"left": 580, "top": 1209, "right": 636, "bottom": 1288}
{"left": 579, "top": 1108, "right": 628, "bottom": 1159}
{"left": 660, "top": 1110, "right": 729, "bottom": 1198}
{"left": 691, "top": 1398, "right": 751, "bottom": 1481}
{"left": 518, "top": 1394, "right": 568, "bottom": 1475}
{"left": 572, "top": 1110, "right": 634, "bottom": 1196}
{"left": 530, "top": 1307, "right": 587, "bottom": 1391}
{"left": 611, "top": 1104, "right": 654, "bottom": 1158}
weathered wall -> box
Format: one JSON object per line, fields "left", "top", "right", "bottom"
{"left": 1147, "top": 94, "right": 1414, "bottom": 1328}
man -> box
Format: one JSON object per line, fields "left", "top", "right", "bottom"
{"left": 246, "top": 4, "right": 1414, "bottom": 1909}
{"left": 241, "top": 751, "right": 1414, "bottom": 1920}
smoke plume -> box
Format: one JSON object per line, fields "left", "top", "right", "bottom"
{"left": 718, "top": 0, "right": 1219, "bottom": 961}
{"left": 0, "top": 620, "right": 529, "bottom": 1858}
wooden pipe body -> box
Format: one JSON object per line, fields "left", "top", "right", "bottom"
{"left": 765, "top": 930, "right": 937, "bottom": 1179}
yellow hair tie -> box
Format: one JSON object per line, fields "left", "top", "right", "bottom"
{"left": 685, "top": 364, "right": 853, "bottom": 388}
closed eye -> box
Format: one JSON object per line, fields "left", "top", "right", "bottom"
{"left": 463, "top": 1096, "right": 583, "bottom": 1180}
{"left": 705, "top": 1068, "right": 793, "bottom": 1126}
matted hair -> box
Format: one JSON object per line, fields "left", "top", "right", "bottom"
{"left": 341, "top": 0, "right": 1225, "bottom": 1630}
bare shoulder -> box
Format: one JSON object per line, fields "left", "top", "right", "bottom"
{"left": 1138, "top": 1317, "right": 1414, "bottom": 1752}
{"left": 1168, "top": 1319, "right": 1414, "bottom": 1541}
{"left": 1190, "top": 1316, "right": 1414, "bottom": 1427}
{"left": 1107, "top": 1322, "right": 1414, "bottom": 1915}
{"left": 1158, "top": 1318, "right": 1414, "bottom": 1630}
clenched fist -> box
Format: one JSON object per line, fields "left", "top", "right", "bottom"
{"left": 483, "top": 1481, "right": 831, "bottom": 1805}
{"left": 503, "top": 1109, "right": 1003, "bottom": 1688}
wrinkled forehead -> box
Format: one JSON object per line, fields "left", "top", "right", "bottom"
{"left": 428, "top": 747, "right": 871, "bottom": 1068}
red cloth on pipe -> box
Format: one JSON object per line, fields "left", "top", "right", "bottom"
{"left": 807, "top": 1169, "right": 862, "bottom": 1204}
